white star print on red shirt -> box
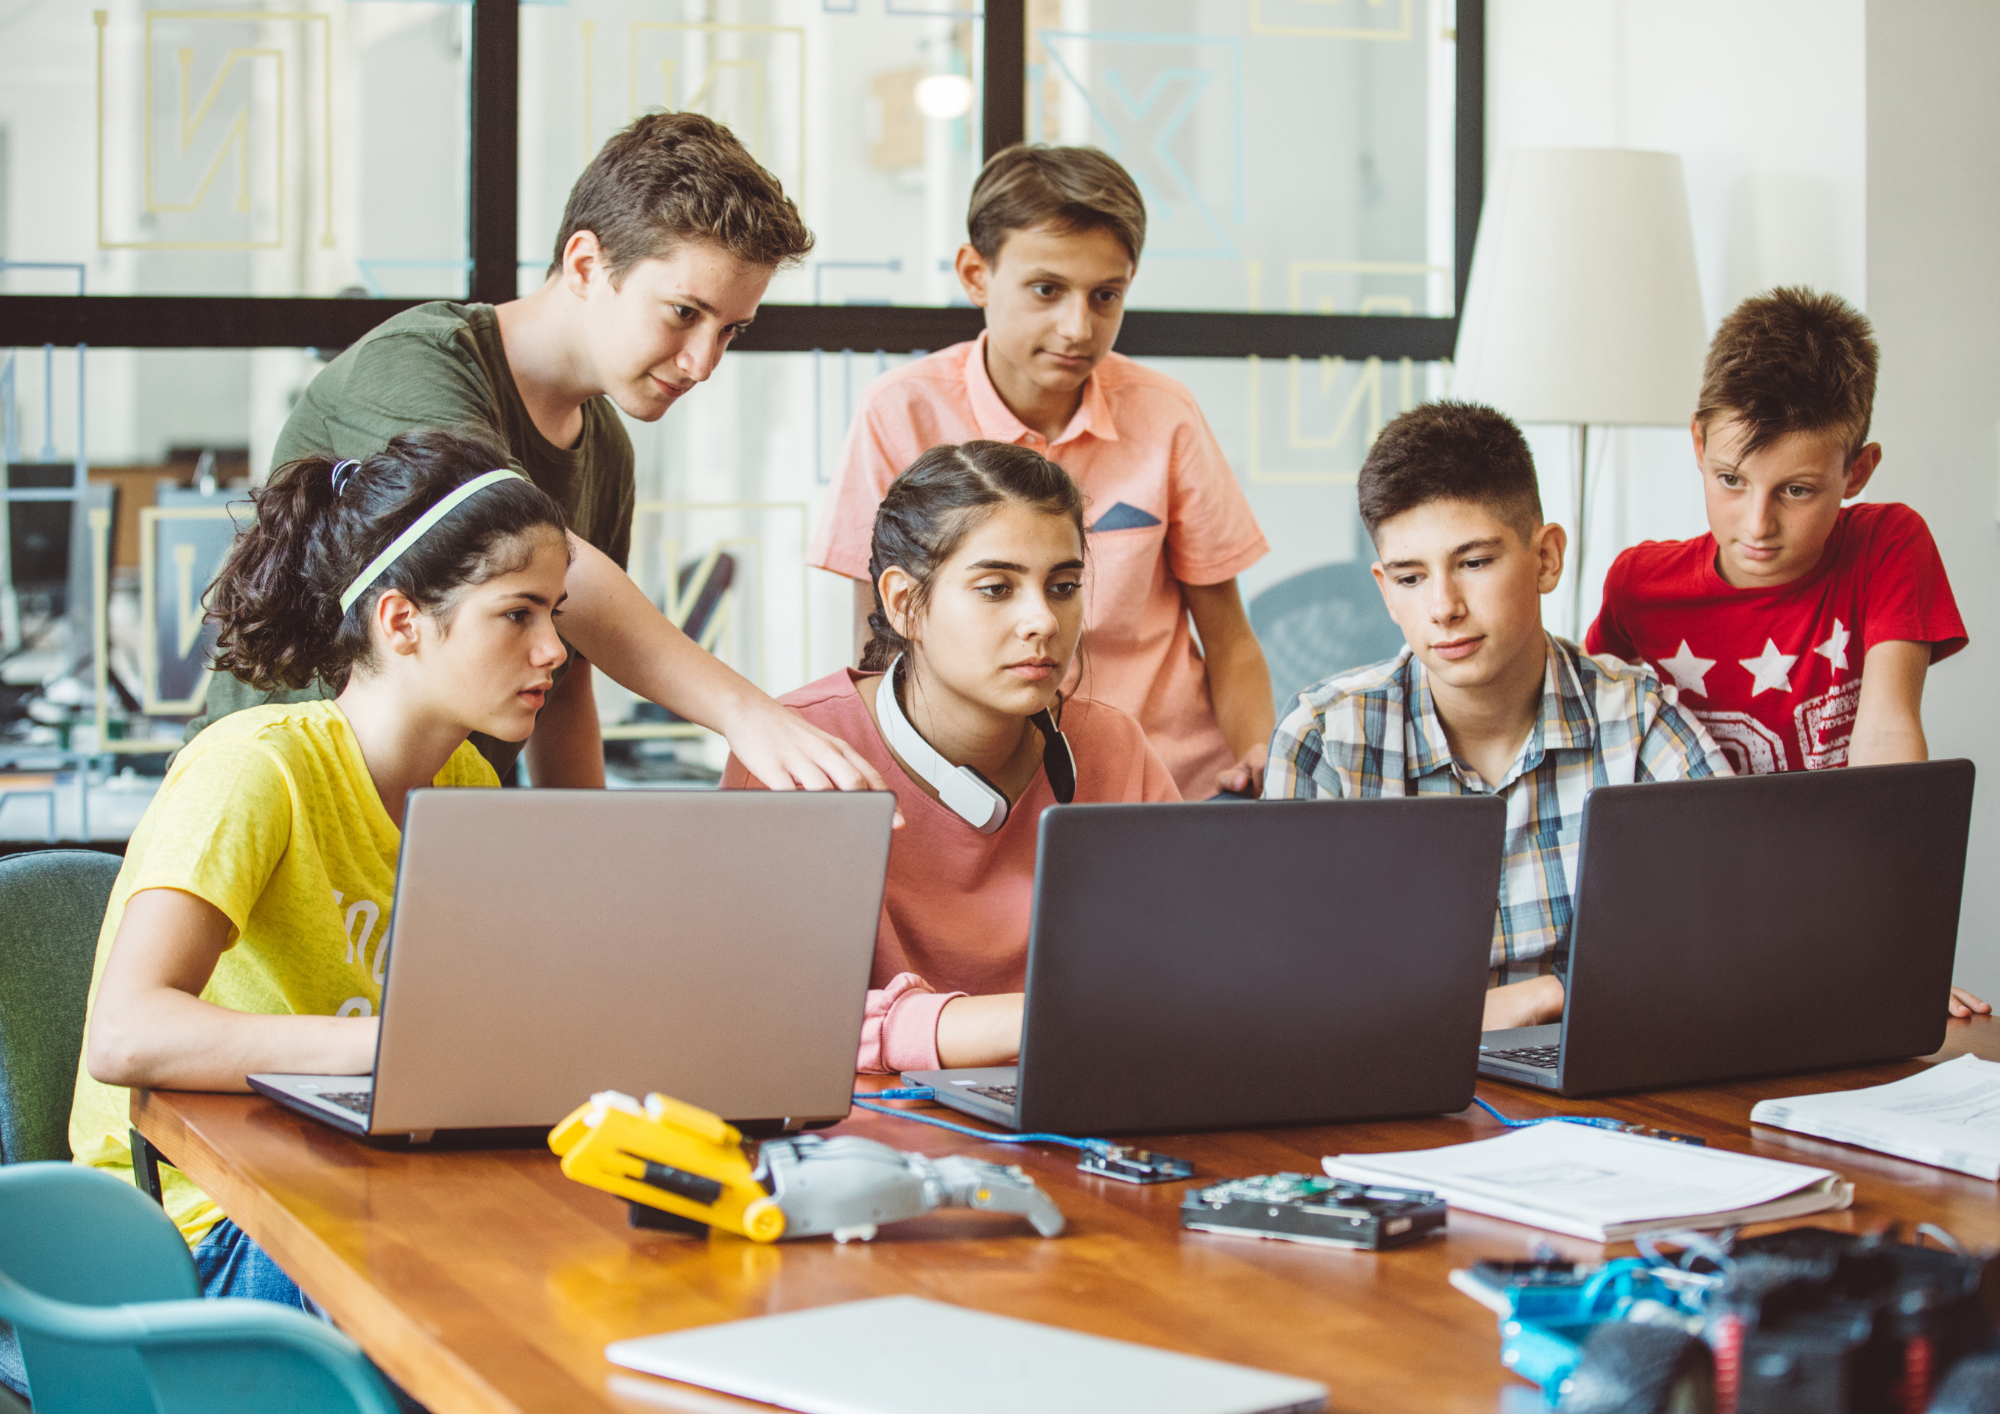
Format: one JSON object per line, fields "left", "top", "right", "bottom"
{"left": 1586, "top": 502, "right": 1966, "bottom": 773}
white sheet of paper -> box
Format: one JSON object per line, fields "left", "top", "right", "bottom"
{"left": 1323, "top": 1123, "right": 1842, "bottom": 1240}
{"left": 1752, "top": 1053, "right": 2000, "bottom": 1180}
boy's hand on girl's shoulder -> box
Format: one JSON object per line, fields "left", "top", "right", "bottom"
{"left": 724, "top": 697, "right": 901, "bottom": 824}
{"left": 1215, "top": 741, "right": 1268, "bottom": 798}
{"left": 1949, "top": 985, "right": 1991, "bottom": 1019}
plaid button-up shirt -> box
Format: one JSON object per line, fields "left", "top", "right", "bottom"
{"left": 1264, "top": 634, "right": 1729, "bottom": 983}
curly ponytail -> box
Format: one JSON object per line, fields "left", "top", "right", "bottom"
{"left": 861, "top": 440, "right": 1087, "bottom": 673}
{"left": 207, "top": 426, "right": 568, "bottom": 692}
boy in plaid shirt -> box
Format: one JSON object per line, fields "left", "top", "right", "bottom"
{"left": 1264, "top": 402, "right": 1729, "bottom": 1030}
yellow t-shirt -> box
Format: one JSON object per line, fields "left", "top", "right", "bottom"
{"left": 69, "top": 700, "right": 498, "bottom": 1243}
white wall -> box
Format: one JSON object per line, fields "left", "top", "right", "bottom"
{"left": 1484, "top": 0, "right": 1867, "bottom": 636}
{"left": 1866, "top": 0, "right": 2000, "bottom": 995}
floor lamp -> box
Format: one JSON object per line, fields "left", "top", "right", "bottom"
{"left": 1450, "top": 148, "right": 1708, "bottom": 637}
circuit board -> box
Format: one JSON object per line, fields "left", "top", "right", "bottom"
{"left": 1077, "top": 1145, "right": 1195, "bottom": 1185}
{"left": 1180, "top": 1174, "right": 1447, "bottom": 1251}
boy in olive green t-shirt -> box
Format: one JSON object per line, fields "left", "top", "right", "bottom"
{"left": 189, "top": 299, "right": 636, "bottom": 782}
{"left": 188, "top": 111, "right": 887, "bottom": 799}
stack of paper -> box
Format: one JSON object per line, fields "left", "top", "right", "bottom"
{"left": 1751, "top": 1053, "right": 2000, "bottom": 1180}
{"left": 1322, "top": 1123, "right": 1852, "bottom": 1242}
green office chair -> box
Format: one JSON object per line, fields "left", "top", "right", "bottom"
{"left": 0, "top": 848, "right": 123, "bottom": 1164}
{"left": 0, "top": 1162, "right": 399, "bottom": 1414}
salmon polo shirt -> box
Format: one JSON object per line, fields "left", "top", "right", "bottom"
{"left": 721, "top": 669, "right": 1181, "bottom": 1072}
{"left": 808, "top": 333, "right": 1270, "bottom": 798}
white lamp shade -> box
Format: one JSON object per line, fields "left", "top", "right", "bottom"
{"left": 1452, "top": 148, "right": 1707, "bottom": 427}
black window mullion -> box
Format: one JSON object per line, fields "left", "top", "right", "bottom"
{"left": 0, "top": 295, "right": 430, "bottom": 348}
{"left": 736, "top": 307, "right": 1456, "bottom": 361}
{"left": 1455, "top": 0, "right": 1485, "bottom": 318}
{"left": 468, "top": 0, "right": 521, "bottom": 306}
{"left": 981, "top": 0, "right": 1026, "bottom": 160}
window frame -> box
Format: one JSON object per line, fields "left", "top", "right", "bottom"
{"left": 0, "top": 0, "right": 1483, "bottom": 361}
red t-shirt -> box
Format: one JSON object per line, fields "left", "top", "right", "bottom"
{"left": 1585, "top": 502, "right": 1966, "bottom": 774}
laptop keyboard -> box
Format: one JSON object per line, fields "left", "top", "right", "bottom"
{"left": 1485, "top": 1045, "right": 1561, "bottom": 1072}
{"left": 316, "top": 1091, "right": 373, "bottom": 1115}
{"left": 966, "top": 1084, "right": 1018, "bottom": 1105}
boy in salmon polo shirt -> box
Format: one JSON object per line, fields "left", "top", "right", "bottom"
{"left": 1587, "top": 287, "right": 1967, "bottom": 776}
{"left": 808, "top": 144, "right": 1274, "bottom": 799}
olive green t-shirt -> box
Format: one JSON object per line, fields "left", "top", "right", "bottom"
{"left": 186, "top": 301, "right": 636, "bottom": 779}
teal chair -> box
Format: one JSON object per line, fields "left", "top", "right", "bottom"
{"left": 1248, "top": 561, "right": 1408, "bottom": 714}
{"left": 0, "top": 848, "right": 123, "bottom": 1164}
{"left": 0, "top": 1162, "right": 399, "bottom": 1413}
{"left": 0, "top": 848, "right": 124, "bottom": 1400}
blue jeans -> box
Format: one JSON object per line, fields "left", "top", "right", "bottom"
{"left": 191, "top": 1218, "right": 317, "bottom": 1309}
{"left": 193, "top": 1221, "right": 426, "bottom": 1412}
{"left": 0, "top": 1321, "right": 21, "bottom": 1399}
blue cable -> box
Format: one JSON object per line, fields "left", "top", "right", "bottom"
{"left": 865, "top": 1092, "right": 1634, "bottom": 1157}
{"left": 1472, "top": 1095, "right": 1628, "bottom": 1133}
{"left": 851, "top": 1090, "right": 1117, "bottom": 1157}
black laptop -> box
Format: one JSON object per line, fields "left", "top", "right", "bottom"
{"left": 1479, "top": 759, "right": 1975, "bottom": 1097}
{"left": 906, "top": 796, "right": 1505, "bottom": 1135}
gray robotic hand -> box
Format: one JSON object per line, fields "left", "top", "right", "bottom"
{"left": 756, "top": 1133, "right": 1066, "bottom": 1243}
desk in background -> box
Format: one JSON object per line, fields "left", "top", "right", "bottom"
{"left": 132, "top": 1018, "right": 2000, "bottom": 1414}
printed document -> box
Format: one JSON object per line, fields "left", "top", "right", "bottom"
{"left": 1322, "top": 1123, "right": 1851, "bottom": 1242}
{"left": 1751, "top": 1053, "right": 2000, "bottom": 1180}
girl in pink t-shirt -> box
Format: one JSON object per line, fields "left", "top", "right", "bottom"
{"left": 724, "top": 441, "right": 1179, "bottom": 1071}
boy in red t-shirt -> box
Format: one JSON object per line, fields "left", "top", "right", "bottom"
{"left": 1587, "top": 287, "right": 1966, "bottom": 777}
{"left": 1589, "top": 288, "right": 1985, "bottom": 1019}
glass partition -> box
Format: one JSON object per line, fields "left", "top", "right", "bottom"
{"left": 0, "top": 0, "right": 1481, "bottom": 814}
{"left": 520, "top": 0, "right": 986, "bottom": 306}
{"left": 0, "top": 344, "right": 260, "bottom": 771}
{"left": 0, "top": 1, "right": 471, "bottom": 299}
{"left": 1027, "top": 0, "right": 1458, "bottom": 315}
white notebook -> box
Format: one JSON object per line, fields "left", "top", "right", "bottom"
{"left": 1751, "top": 1053, "right": 2000, "bottom": 1180}
{"left": 1321, "top": 1123, "right": 1852, "bottom": 1242}
{"left": 607, "top": 1297, "right": 1327, "bottom": 1414}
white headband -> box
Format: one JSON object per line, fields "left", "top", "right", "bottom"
{"left": 338, "top": 469, "right": 528, "bottom": 615}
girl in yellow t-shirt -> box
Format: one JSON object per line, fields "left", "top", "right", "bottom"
{"left": 69, "top": 425, "right": 571, "bottom": 1307}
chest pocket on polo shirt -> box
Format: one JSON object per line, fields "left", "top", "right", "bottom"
{"left": 1084, "top": 502, "right": 1168, "bottom": 644}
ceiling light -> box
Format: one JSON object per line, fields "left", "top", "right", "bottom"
{"left": 914, "top": 74, "right": 974, "bottom": 120}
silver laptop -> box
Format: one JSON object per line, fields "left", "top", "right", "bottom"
{"left": 607, "top": 1296, "right": 1327, "bottom": 1414}
{"left": 250, "top": 788, "right": 895, "bottom": 1141}
{"left": 907, "top": 797, "right": 1505, "bottom": 1136}
{"left": 1479, "top": 760, "right": 1975, "bottom": 1097}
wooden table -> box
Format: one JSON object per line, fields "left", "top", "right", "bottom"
{"left": 132, "top": 1019, "right": 2000, "bottom": 1414}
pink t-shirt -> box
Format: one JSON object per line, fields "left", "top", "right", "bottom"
{"left": 720, "top": 669, "right": 1181, "bottom": 1072}
{"left": 807, "top": 333, "right": 1269, "bottom": 798}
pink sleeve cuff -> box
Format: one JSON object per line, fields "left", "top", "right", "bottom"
{"left": 1168, "top": 532, "right": 1271, "bottom": 588}
{"left": 857, "top": 973, "right": 966, "bottom": 1074}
